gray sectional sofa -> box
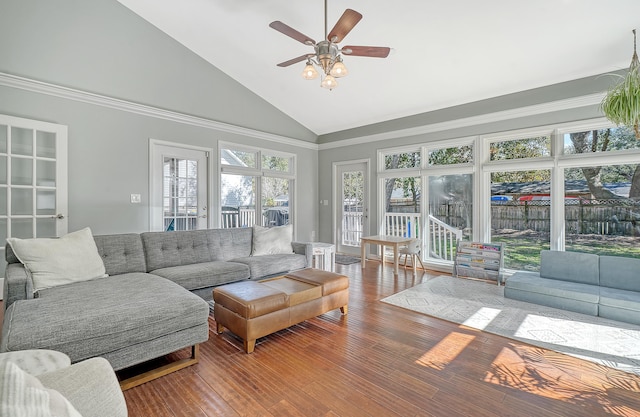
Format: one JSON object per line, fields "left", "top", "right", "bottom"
{"left": 1, "top": 227, "right": 309, "bottom": 385}
{"left": 504, "top": 250, "right": 640, "bottom": 325}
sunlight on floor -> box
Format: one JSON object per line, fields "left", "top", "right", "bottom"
{"left": 415, "top": 332, "right": 475, "bottom": 370}
{"left": 484, "top": 344, "right": 640, "bottom": 416}
{"left": 461, "top": 307, "right": 502, "bottom": 330}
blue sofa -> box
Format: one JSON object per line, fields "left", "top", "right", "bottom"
{"left": 504, "top": 250, "right": 640, "bottom": 325}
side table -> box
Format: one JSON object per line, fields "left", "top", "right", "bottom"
{"left": 309, "top": 242, "right": 336, "bottom": 272}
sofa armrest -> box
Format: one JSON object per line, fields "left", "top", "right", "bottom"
{"left": 291, "top": 242, "right": 313, "bottom": 268}
{"left": 3, "top": 263, "right": 34, "bottom": 311}
{"left": 37, "top": 357, "right": 128, "bottom": 417}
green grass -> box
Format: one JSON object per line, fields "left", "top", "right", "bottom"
{"left": 492, "top": 234, "right": 640, "bottom": 271}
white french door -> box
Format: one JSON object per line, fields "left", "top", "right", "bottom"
{"left": 150, "top": 141, "right": 210, "bottom": 231}
{"left": 0, "top": 114, "right": 68, "bottom": 278}
{"left": 334, "top": 161, "right": 369, "bottom": 255}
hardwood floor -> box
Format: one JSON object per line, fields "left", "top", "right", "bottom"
{"left": 3, "top": 263, "right": 640, "bottom": 416}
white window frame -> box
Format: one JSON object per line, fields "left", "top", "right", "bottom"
{"left": 376, "top": 117, "right": 640, "bottom": 272}
{"left": 218, "top": 142, "right": 296, "bottom": 233}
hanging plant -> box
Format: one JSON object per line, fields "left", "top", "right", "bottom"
{"left": 601, "top": 29, "right": 640, "bottom": 139}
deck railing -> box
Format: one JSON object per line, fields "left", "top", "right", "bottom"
{"left": 221, "top": 208, "right": 256, "bottom": 228}
{"left": 342, "top": 211, "right": 363, "bottom": 246}
{"left": 383, "top": 212, "right": 462, "bottom": 261}
{"left": 427, "top": 214, "right": 462, "bottom": 261}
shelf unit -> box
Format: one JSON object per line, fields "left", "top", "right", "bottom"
{"left": 453, "top": 241, "right": 504, "bottom": 285}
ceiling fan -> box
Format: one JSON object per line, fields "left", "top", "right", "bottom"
{"left": 269, "top": 0, "right": 391, "bottom": 90}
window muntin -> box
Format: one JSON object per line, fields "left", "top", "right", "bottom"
{"left": 489, "top": 136, "right": 551, "bottom": 161}
{"left": 163, "top": 157, "right": 199, "bottom": 231}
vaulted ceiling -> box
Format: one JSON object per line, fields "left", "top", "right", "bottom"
{"left": 117, "top": 0, "right": 640, "bottom": 136}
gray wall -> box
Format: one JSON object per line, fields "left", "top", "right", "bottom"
{"left": 0, "top": 0, "right": 319, "bottom": 238}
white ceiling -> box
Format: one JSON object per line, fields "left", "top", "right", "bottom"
{"left": 117, "top": 0, "right": 640, "bottom": 136}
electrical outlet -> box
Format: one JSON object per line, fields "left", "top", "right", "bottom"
{"left": 130, "top": 194, "right": 141, "bottom": 204}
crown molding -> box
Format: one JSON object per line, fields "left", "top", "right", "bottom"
{"left": 318, "top": 92, "right": 607, "bottom": 150}
{"left": 0, "top": 72, "right": 319, "bottom": 150}
{"left": 0, "top": 72, "right": 607, "bottom": 153}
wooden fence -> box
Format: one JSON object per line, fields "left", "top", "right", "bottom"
{"left": 432, "top": 200, "right": 640, "bottom": 236}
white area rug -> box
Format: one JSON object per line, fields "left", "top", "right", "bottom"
{"left": 381, "top": 275, "right": 640, "bottom": 376}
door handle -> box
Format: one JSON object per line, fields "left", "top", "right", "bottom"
{"left": 51, "top": 214, "right": 65, "bottom": 219}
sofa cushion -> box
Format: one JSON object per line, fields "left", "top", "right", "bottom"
{"left": 6, "top": 228, "right": 107, "bottom": 292}
{"left": 1, "top": 273, "right": 209, "bottom": 364}
{"left": 150, "top": 261, "right": 249, "bottom": 291}
{"left": 539, "top": 250, "right": 600, "bottom": 285}
{"left": 599, "top": 255, "right": 640, "bottom": 292}
{"left": 94, "top": 233, "right": 146, "bottom": 275}
{"left": 141, "top": 230, "right": 219, "bottom": 271}
{"left": 599, "top": 287, "right": 640, "bottom": 311}
{"left": 505, "top": 272, "right": 600, "bottom": 303}
{"left": 251, "top": 224, "right": 293, "bottom": 255}
{"left": 231, "top": 254, "right": 306, "bottom": 279}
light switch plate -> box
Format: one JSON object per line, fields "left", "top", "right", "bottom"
{"left": 130, "top": 194, "right": 141, "bottom": 203}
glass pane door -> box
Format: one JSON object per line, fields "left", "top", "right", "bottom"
{"left": 0, "top": 115, "right": 68, "bottom": 278}
{"left": 336, "top": 162, "right": 368, "bottom": 255}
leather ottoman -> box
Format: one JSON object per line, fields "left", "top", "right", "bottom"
{"left": 213, "top": 268, "right": 349, "bottom": 353}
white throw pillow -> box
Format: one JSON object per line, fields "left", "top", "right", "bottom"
{"left": 251, "top": 224, "right": 294, "bottom": 256}
{"left": 0, "top": 361, "right": 83, "bottom": 417}
{"left": 7, "top": 227, "right": 107, "bottom": 292}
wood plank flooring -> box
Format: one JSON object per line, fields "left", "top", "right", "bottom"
{"left": 4, "top": 262, "right": 640, "bottom": 416}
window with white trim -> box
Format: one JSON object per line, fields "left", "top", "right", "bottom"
{"left": 220, "top": 144, "right": 295, "bottom": 228}
{"left": 377, "top": 118, "right": 640, "bottom": 271}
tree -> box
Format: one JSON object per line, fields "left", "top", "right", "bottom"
{"left": 384, "top": 152, "right": 421, "bottom": 212}
{"left": 568, "top": 128, "right": 640, "bottom": 199}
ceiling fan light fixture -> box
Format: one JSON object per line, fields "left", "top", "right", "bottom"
{"left": 270, "top": 2, "right": 390, "bottom": 90}
{"left": 321, "top": 74, "right": 338, "bottom": 90}
{"left": 329, "top": 56, "right": 348, "bottom": 77}
{"left": 302, "top": 61, "right": 319, "bottom": 80}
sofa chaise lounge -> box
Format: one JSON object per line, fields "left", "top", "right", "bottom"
{"left": 504, "top": 250, "right": 640, "bottom": 325}
{"left": 2, "top": 226, "right": 310, "bottom": 388}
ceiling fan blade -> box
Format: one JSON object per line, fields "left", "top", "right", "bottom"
{"left": 327, "top": 9, "right": 362, "bottom": 43}
{"left": 276, "top": 54, "right": 311, "bottom": 67}
{"left": 269, "top": 21, "right": 315, "bottom": 45}
{"left": 342, "top": 46, "right": 391, "bottom": 58}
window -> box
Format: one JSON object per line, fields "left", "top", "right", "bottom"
{"left": 564, "top": 163, "right": 640, "bottom": 258}
{"left": 490, "top": 135, "right": 551, "bottom": 161}
{"left": 220, "top": 145, "right": 294, "bottom": 228}
{"left": 377, "top": 120, "right": 640, "bottom": 272}
{"left": 428, "top": 145, "right": 473, "bottom": 165}
{"left": 383, "top": 150, "right": 421, "bottom": 170}
{"left": 490, "top": 170, "right": 551, "bottom": 271}
{"left": 563, "top": 126, "right": 640, "bottom": 154}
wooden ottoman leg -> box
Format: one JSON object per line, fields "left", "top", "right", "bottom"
{"left": 216, "top": 322, "right": 225, "bottom": 334}
{"left": 340, "top": 305, "right": 348, "bottom": 315}
{"left": 244, "top": 339, "right": 256, "bottom": 354}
